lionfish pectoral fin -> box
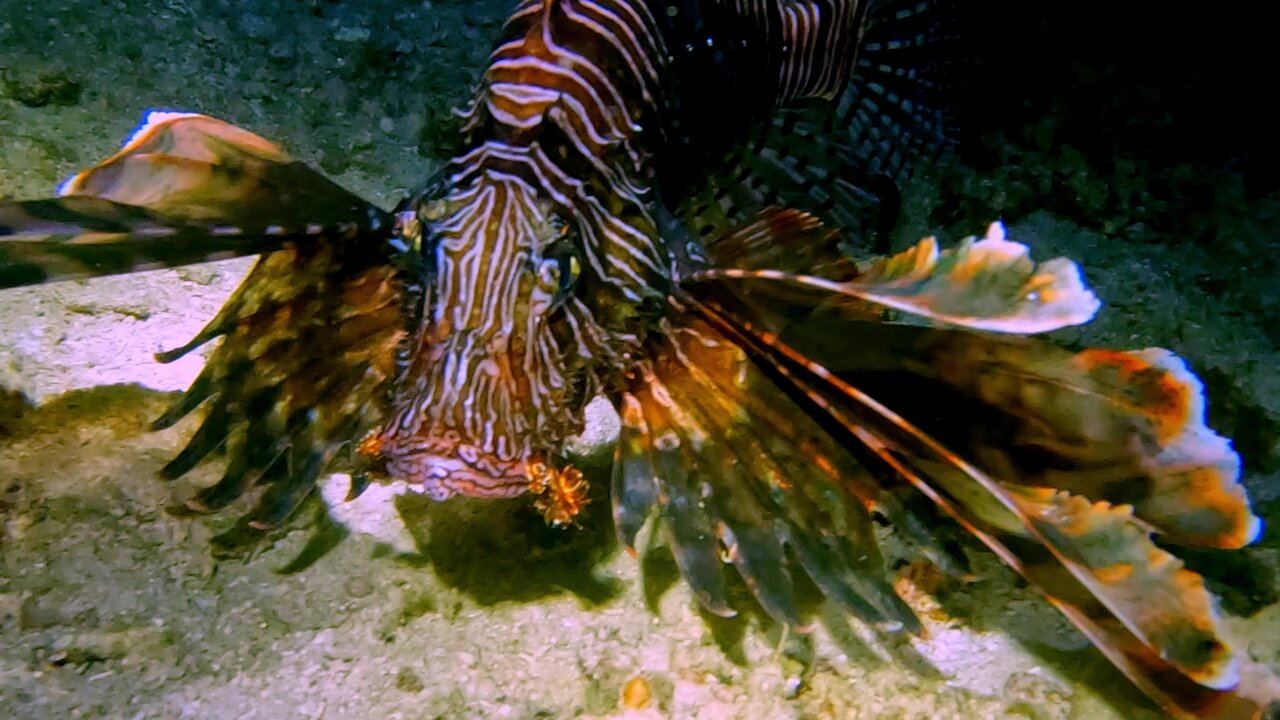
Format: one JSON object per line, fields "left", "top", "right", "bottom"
{"left": 1, "top": 111, "right": 394, "bottom": 289}
{"left": 57, "top": 111, "right": 383, "bottom": 227}
{"left": 612, "top": 301, "right": 921, "bottom": 633}
{"left": 0, "top": 196, "right": 296, "bottom": 289}
{"left": 147, "top": 240, "right": 407, "bottom": 538}
{"left": 8, "top": 112, "right": 412, "bottom": 543}
{"left": 682, "top": 217, "right": 1271, "bottom": 718}
{"left": 694, "top": 220, "right": 1103, "bottom": 335}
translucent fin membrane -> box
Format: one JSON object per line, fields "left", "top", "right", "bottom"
{"left": 673, "top": 211, "right": 1270, "bottom": 718}
{"left": 679, "top": 0, "right": 959, "bottom": 244}
{"left": 694, "top": 220, "right": 1102, "bottom": 335}
{"left": 613, "top": 303, "right": 920, "bottom": 633}
{"left": 9, "top": 113, "right": 411, "bottom": 537}
{"left": 152, "top": 244, "right": 407, "bottom": 533}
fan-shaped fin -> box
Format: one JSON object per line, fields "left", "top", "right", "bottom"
{"left": 1066, "top": 348, "right": 1256, "bottom": 549}
{"left": 612, "top": 302, "right": 921, "bottom": 632}
{"left": 59, "top": 111, "right": 288, "bottom": 197}
{"left": 153, "top": 250, "right": 408, "bottom": 531}
{"left": 689, "top": 220, "right": 1259, "bottom": 550}
{"left": 5, "top": 113, "right": 415, "bottom": 536}
{"left": 623, "top": 377, "right": 736, "bottom": 619}
{"left": 681, "top": 215, "right": 1270, "bottom": 718}
{"left": 57, "top": 111, "right": 374, "bottom": 226}
{"left": 746, "top": 321, "right": 1262, "bottom": 552}
{"left": 1010, "top": 487, "right": 1234, "bottom": 686}
{"left": 690, "top": 293, "right": 1270, "bottom": 718}
{"left": 184, "top": 427, "right": 285, "bottom": 512}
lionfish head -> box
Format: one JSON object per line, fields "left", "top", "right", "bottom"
{"left": 366, "top": 174, "right": 613, "bottom": 502}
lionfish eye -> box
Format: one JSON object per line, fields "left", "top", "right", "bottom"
{"left": 537, "top": 248, "right": 581, "bottom": 301}
{"left": 541, "top": 214, "right": 581, "bottom": 303}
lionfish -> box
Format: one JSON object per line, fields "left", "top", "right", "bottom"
{"left": 0, "top": 0, "right": 1273, "bottom": 716}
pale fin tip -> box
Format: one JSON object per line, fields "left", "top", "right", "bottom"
{"left": 56, "top": 171, "right": 85, "bottom": 196}
{"left": 59, "top": 109, "right": 206, "bottom": 197}
{"left": 122, "top": 109, "right": 205, "bottom": 151}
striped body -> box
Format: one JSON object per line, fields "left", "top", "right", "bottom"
{"left": 373, "top": 0, "right": 874, "bottom": 499}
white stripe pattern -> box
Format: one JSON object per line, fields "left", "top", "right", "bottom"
{"left": 379, "top": 0, "right": 871, "bottom": 499}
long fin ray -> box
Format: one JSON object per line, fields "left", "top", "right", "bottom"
{"left": 690, "top": 221, "right": 1102, "bottom": 335}
{"left": 700, "top": 206, "right": 858, "bottom": 278}
{"left": 0, "top": 196, "right": 347, "bottom": 289}
{"left": 673, "top": 208, "right": 1272, "bottom": 717}
{"left": 10, "top": 113, "right": 416, "bottom": 538}
{"left": 615, "top": 302, "right": 921, "bottom": 632}
{"left": 689, "top": 294, "right": 1272, "bottom": 718}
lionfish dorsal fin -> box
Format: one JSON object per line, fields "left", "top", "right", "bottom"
{"left": 676, "top": 0, "right": 958, "bottom": 249}
{"left": 700, "top": 206, "right": 857, "bottom": 278}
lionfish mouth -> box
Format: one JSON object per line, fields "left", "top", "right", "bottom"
{"left": 356, "top": 431, "right": 591, "bottom": 525}
{"left": 359, "top": 432, "right": 532, "bottom": 501}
